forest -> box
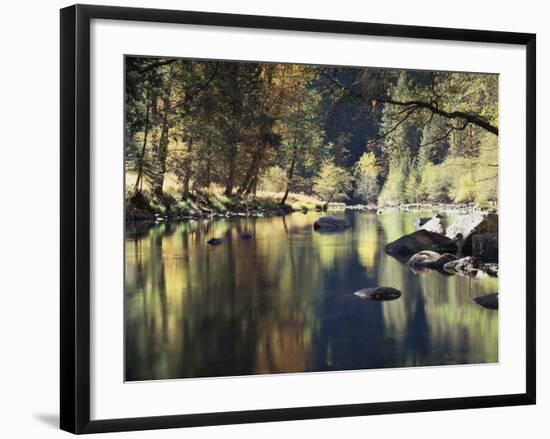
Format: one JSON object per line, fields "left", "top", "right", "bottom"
{"left": 124, "top": 57, "right": 498, "bottom": 219}
{"left": 124, "top": 57, "right": 500, "bottom": 380}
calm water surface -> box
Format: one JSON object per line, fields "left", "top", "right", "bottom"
{"left": 125, "top": 211, "right": 498, "bottom": 381}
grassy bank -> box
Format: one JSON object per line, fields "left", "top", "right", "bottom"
{"left": 125, "top": 181, "right": 325, "bottom": 222}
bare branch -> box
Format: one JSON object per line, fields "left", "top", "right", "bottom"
{"left": 419, "top": 121, "right": 469, "bottom": 148}
{"left": 366, "top": 107, "right": 417, "bottom": 146}
{"left": 320, "top": 71, "right": 499, "bottom": 135}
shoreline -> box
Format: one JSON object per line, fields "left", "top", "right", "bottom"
{"left": 126, "top": 200, "right": 496, "bottom": 226}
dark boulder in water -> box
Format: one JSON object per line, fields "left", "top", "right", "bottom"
{"left": 239, "top": 232, "right": 252, "bottom": 240}
{"left": 207, "top": 238, "right": 223, "bottom": 246}
{"left": 354, "top": 287, "right": 402, "bottom": 301}
{"left": 481, "top": 263, "right": 499, "bottom": 277}
{"left": 385, "top": 229, "right": 457, "bottom": 261}
{"left": 313, "top": 215, "right": 350, "bottom": 232}
{"left": 474, "top": 293, "right": 498, "bottom": 310}
{"left": 472, "top": 233, "right": 498, "bottom": 262}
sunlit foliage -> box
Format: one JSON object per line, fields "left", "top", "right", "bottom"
{"left": 125, "top": 57, "right": 498, "bottom": 211}
{"left": 312, "top": 161, "right": 354, "bottom": 205}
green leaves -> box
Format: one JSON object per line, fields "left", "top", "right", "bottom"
{"left": 313, "top": 161, "right": 354, "bottom": 203}
{"left": 125, "top": 56, "right": 498, "bottom": 210}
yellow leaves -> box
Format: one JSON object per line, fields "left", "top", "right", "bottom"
{"left": 313, "top": 161, "right": 354, "bottom": 202}
{"left": 356, "top": 152, "right": 379, "bottom": 174}
{"left": 454, "top": 173, "right": 477, "bottom": 203}
{"left": 413, "top": 143, "right": 498, "bottom": 206}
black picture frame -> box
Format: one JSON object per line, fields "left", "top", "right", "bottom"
{"left": 60, "top": 4, "right": 536, "bottom": 434}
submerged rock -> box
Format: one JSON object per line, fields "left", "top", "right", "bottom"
{"left": 408, "top": 250, "right": 457, "bottom": 270}
{"left": 408, "top": 250, "right": 440, "bottom": 267}
{"left": 239, "top": 232, "right": 252, "bottom": 240}
{"left": 354, "top": 287, "right": 402, "bottom": 301}
{"left": 207, "top": 238, "right": 223, "bottom": 246}
{"left": 313, "top": 215, "right": 350, "bottom": 232}
{"left": 443, "top": 256, "right": 478, "bottom": 276}
{"left": 474, "top": 293, "right": 498, "bottom": 310}
{"left": 385, "top": 230, "right": 457, "bottom": 261}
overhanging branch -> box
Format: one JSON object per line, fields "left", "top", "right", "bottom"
{"left": 321, "top": 72, "right": 499, "bottom": 136}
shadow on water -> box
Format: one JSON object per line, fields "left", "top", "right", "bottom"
{"left": 125, "top": 210, "right": 498, "bottom": 381}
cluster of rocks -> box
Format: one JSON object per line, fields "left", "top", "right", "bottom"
{"left": 407, "top": 250, "right": 457, "bottom": 271}
{"left": 126, "top": 195, "right": 294, "bottom": 224}
{"left": 401, "top": 203, "right": 496, "bottom": 214}
{"left": 385, "top": 211, "right": 499, "bottom": 309}
{"left": 170, "top": 207, "right": 288, "bottom": 222}
{"left": 386, "top": 211, "right": 499, "bottom": 275}
{"left": 344, "top": 204, "right": 378, "bottom": 211}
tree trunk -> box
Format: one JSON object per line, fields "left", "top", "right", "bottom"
{"left": 252, "top": 175, "right": 258, "bottom": 197}
{"left": 238, "top": 138, "right": 268, "bottom": 196}
{"left": 322, "top": 190, "right": 337, "bottom": 210}
{"left": 151, "top": 64, "right": 174, "bottom": 198}
{"left": 279, "top": 141, "right": 297, "bottom": 207}
{"left": 182, "top": 135, "right": 193, "bottom": 199}
{"left": 205, "top": 158, "right": 211, "bottom": 188}
{"left": 279, "top": 189, "right": 290, "bottom": 207}
{"left": 224, "top": 140, "right": 237, "bottom": 197}
{"left": 238, "top": 153, "right": 259, "bottom": 196}
{"left": 134, "top": 87, "right": 151, "bottom": 194}
{"left": 242, "top": 172, "right": 258, "bottom": 197}
{"left": 152, "top": 96, "right": 171, "bottom": 197}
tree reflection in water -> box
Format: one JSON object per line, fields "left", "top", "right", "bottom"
{"left": 125, "top": 211, "right": 498, "bottom": 381}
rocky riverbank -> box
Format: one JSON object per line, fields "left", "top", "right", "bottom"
{"left": 126, "top": 189, "right": 495, "bottom": 225}
{"left": 125, "top": 190, "right": 306, "bottom": 224}
{"left": 125, "top": 190, "right": 384, "bottom": 224}
{"left": 339, "top": 210, "right": 500, "bottom": 309}
{"left": 385, "top": 210, "right": 499, "bottom": 279}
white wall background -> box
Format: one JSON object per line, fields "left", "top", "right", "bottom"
{"left": 0, "top": 0, "right": 546, "bottom": 437}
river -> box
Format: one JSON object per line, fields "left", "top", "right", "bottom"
{"left": 125, "top": 210, "right": 498, "bottom": 381}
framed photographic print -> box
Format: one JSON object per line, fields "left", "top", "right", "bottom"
{"left": 60, "top": 4, "right": 536, "bottom": 434}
